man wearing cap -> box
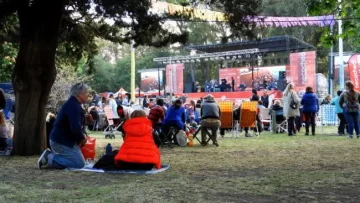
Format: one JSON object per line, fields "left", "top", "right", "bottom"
{"left": 200, "top": 94, "right": 221, "bottom": 146}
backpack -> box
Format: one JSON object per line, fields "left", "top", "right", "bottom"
{"left": 345, "top": 92, "right": 359, "bottom": 112}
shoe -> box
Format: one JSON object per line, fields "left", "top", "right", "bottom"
{"left": 37, "top": 149, "right": 51, "bottom": 169}
{"left": 305, "top": 132, "right": 309, "bottom": 136}
{"left": 312, "top": 132, "right": 315, "bottom": 136}
{"left": 213, "top": 142, "right": 219, "bottom": 147}
{"left": 288, "top": 134, "right": 294, "bottom": 136}
{"left": 200, "top": 141, "right": 207, "bottom": 146}
{"left": 348, "top": 135, "right": 353, "bottom": 139}
{"left": 357, "top": 135, "right": 360, "bottom": 139}
{"left": 245, "top": 133, "right": 252, "bottom": 137}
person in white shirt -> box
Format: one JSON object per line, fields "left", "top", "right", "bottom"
{"left": 122, "top": 95, "right": 130, "bottom": 107}
{"left": 109, "top": 94, "right": 119, "bottom": 119}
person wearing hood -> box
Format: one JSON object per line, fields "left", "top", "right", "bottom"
{"left": 114, "top": 110, "right": 161, "bottom": 170}
{"left": 200, "top": 94, "right": 221, "bottom": 146}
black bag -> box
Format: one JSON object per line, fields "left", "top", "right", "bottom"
{"left": 93, "top": 150, "right": 119, "bottom": 171}
{"left": 290, "top": 93, "right": 298, "bottom": 109}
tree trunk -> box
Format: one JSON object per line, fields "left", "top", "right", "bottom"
{"left": 12, "top": 1, "right": 65, "bottom": 156}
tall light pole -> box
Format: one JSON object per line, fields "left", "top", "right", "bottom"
{"left": 338, "top": 0, "right": 344, "bottom": 89}
{"left": 131, "top": 43, "right": 136, "bottom": 102}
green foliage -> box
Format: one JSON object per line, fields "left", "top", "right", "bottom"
{"left": 307, "top": 0, "right": 360, "bottom": 51}
{"left": 0, "top": 41, "right": 17, "bottom": 82}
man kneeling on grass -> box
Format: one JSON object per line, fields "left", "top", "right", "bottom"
{"left": 37, "top": 83, "right": 90, "bottom": 169}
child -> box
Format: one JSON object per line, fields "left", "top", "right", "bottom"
{"left": 0, "top": 110, "right": 9, "bottom": 151}
{"left": 114, "top": 110, "right": 161, "bottom": 170}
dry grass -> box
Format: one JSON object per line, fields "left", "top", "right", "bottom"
{"left": 1, "top": 126, "right": 360, "bottom": 203}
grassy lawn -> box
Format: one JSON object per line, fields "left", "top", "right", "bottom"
{"left": 1, "top": 126, "right": 360, "bottom": 202}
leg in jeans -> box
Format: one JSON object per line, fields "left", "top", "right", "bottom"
{"left": 304, "top": 113, "right": 310, "bottom": 133}
{"left": 48, "top": 140, "right": 85, "bottom": 169}
{"left": 344, "top": 112, "right": 354, "bottom": 136}
{"left": 310, "top": 112, "right": 316, "bottom": 134}
{"left": 352, "top": 112, "right": 360, "bottom": 136}
{"left": 288, "top": 117, "right": 295, "bottom": 135}
{"left": 337, "top": 113, "right": 346, "bottom": 134}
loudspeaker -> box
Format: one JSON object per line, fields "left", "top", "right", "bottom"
{"left": 277, "top": 71, "right": 287, "bottom": 91}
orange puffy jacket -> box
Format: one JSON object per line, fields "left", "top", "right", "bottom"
{"left": 114, "top": 117, "right": 161, "bottom": 169}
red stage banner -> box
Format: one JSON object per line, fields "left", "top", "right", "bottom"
{"left": 288, "top": 51, "right": 316, "bottom": 93}
{"left": 219, "top": 66, "right": 286, "bottom": 90}
{"left": 348, "top": 54, "right": 360, "bottom": 91}
{"left": 219, "top": 68, "right": 241, "bottom": 87}
{"left": 166, "top": 64, "right": 184, "bottom": 94}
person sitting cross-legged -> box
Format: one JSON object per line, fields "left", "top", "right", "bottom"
{"left": 200, "top": 94, "right": 221, "bottom": 146}
{"left": 115, "top": 110, "right": 161, "bottom": 170}
{"left": 37, "top": 83, "right": 90, "bottom": 169}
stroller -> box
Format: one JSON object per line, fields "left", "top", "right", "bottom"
{"left": 103, "top": 107, "right": 124, "bottom": 139}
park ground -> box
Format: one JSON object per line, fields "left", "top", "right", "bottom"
{"left": 1, "top": 127, "right": 360, "bottom": 203}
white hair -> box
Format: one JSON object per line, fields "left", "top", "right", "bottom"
{"left": 70, "top": 83, "right": 89, "bottom": 97}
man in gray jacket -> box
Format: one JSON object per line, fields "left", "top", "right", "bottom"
{"left": 200, "top": 94, "right": 221, "bottom": 146}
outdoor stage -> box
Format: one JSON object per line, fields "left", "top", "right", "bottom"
{"left": 176, "top": 90, "right": 283, "bottom": 101}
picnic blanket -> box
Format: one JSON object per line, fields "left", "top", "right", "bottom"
{"left": 67, "top": 164, "right": 170, "bottom": 175}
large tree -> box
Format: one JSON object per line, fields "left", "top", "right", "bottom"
{"left": 0, "top": 0, "right": 261, "bottom": 155}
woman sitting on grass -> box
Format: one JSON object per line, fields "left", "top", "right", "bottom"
{"left": 114, "top": 110, "right": 161, "bottom": 170}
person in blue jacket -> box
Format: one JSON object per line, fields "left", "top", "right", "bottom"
{"left": 162, "top": 99, "right": 186, "bottom": 130}
{"left": 301, "top": 86, "right": 319, "bottom": 135}
{"left": 37, "top": 83, "right": 90, "bottom": 169}
{"left": 331, "top": 90, "right": 347, "bottom": 135}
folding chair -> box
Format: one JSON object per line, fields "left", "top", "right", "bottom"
{"left": 103, "top": 107, "right": 123, "bottom": 139}
{"left": 219, "top": 101, "right": 233, "bottom": 138}
{"left": 270, "top": 110, "right": 287, "bottom": 133}
{"left": 155, "top": 125, "right": 179, "bottom": 147}
{"left": 259, "top": 108, "right": 271, "bottom": 131}
{"left": 192, "top": 125, "right": 219, "bottom": 147}
{"left": 240, "top": 102, "right": 259, "bottom": 137}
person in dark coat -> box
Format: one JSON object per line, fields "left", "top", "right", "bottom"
{"left": 261, "top": 91, "right": 270, "bottom": 108}
{"left": 301, "top": 86, "right": 319, "bottom": 135}
{"left": 0, "top": 88, "right": 6, "bottom": 110}
{"left": 37, "top": 83, "right": 90, "bottom": 169}
{"left": 250, "top": 89, "right": 259, "bottom": 102}
{"left": 231, "top": 77, "right": 235, "bottom": 92}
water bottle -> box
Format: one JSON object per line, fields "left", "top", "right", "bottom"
{"left": 105, "top": 143, "right": 112, "bottom": 155}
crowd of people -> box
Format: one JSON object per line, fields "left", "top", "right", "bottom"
{"left": 31, "top": 79, "right": 360, "bottom": 170}
{"left": 37, "top": 83, "right": 222, "bottom": 170}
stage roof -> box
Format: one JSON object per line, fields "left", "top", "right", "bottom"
{"left": 185, "top": 35, "right": 316, "bottom": 54}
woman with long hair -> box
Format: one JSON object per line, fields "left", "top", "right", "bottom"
{"left": 301, "top": 86, "right": 319, "bottom": 135}
{"left": 339, "top": 81, "right": 360, "bottom": 138}
{"left": 283, "top": 83, "right": 300, "bottom": 136}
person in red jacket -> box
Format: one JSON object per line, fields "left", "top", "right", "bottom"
{"left": 114, "top": 110, "right": 161, "bottom": 170}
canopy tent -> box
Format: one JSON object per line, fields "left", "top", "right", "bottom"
{"left": 115, "top": 87, "right": 128, "bottom": 96}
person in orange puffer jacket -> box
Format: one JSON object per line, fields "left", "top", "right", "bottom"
{"left": 114, "top": 110, "right": 161, "bottom": 170}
